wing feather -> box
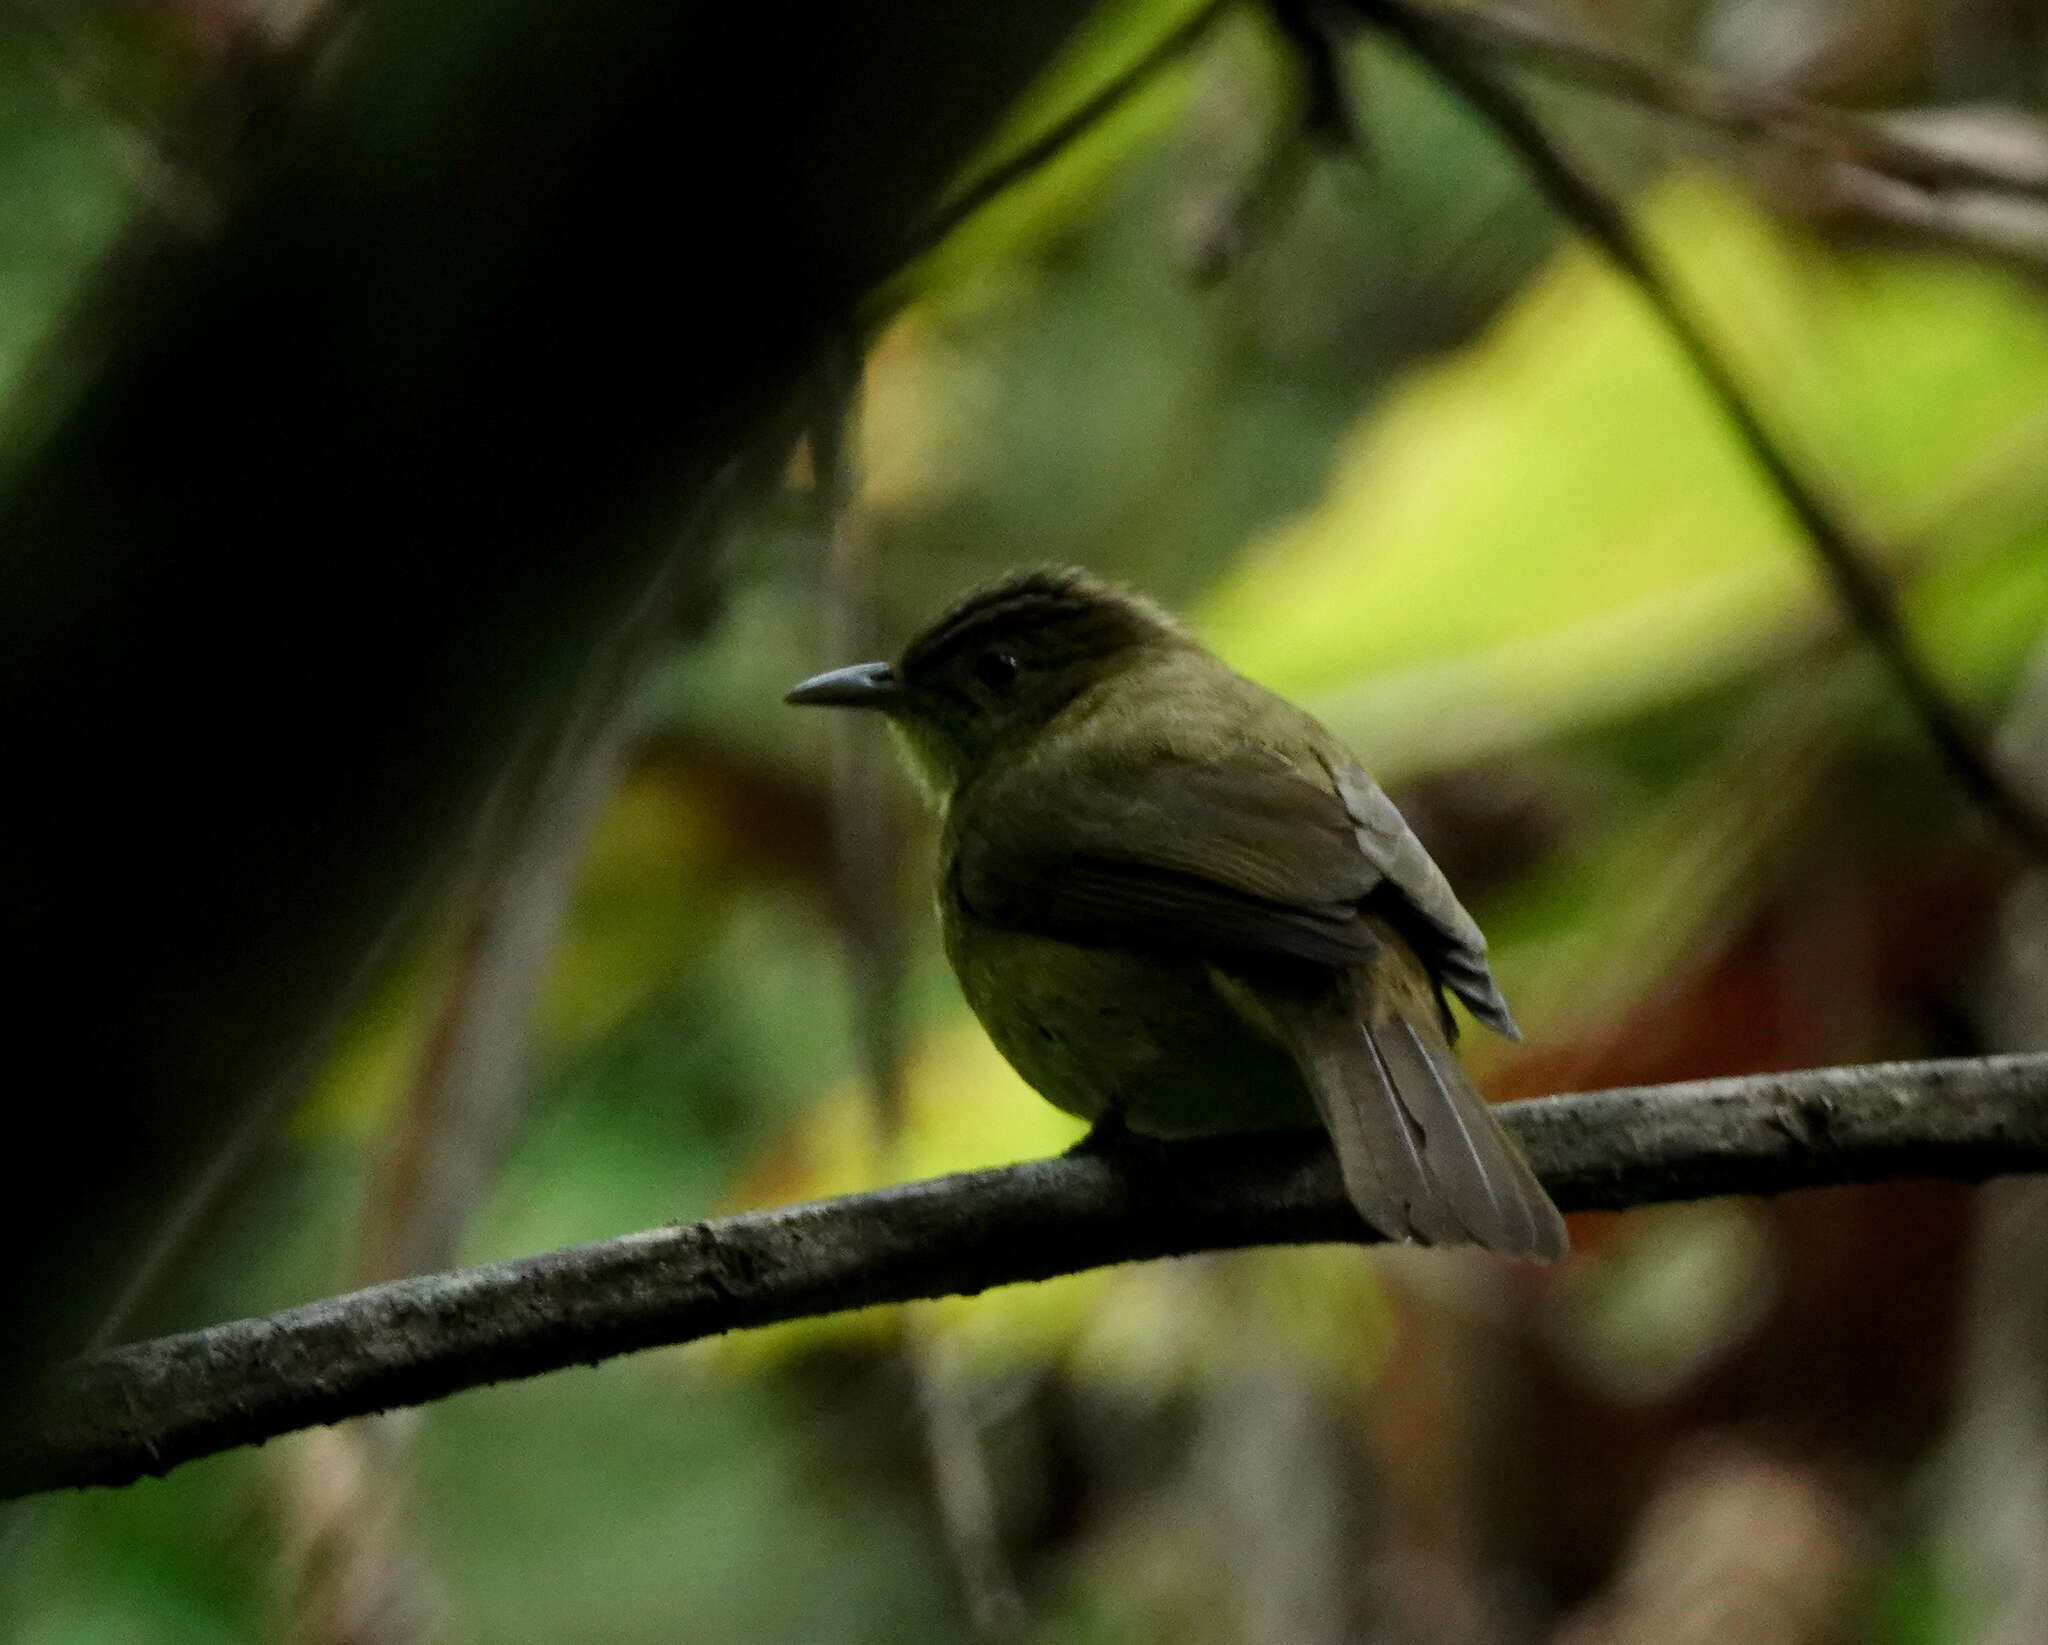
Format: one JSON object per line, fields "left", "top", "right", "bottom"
{"left": 955, "top": 743, "right": 1384, "bottom": 966}
{"left": 1321, "top": 756, "right": 1519, "bottom": 1038}
{"left": 956, "top": 733, "right": 1517, "bottom": 1042}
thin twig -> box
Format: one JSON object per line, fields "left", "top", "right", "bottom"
{"left": 913, "top": 0, "right": 1236, "bottom": 257}
{"left": 909, "top": 0, "right": 2048, "bottom": 278}
{"left": 1400, "top": 0, "right": 2048, "bottom": 203}
{"left": 1270, "top": 0, "right": 1369, "bottom": 153}
{"left": 1809, "top": 161, "right": 2048, "bottom": 271}
{"left": 12, "top": 1054, "right": 2048, "bottom": 1500}
{"left": 809, "top": 356, "right": 1026, "bottom": 1635}
{"left": 355, "top": 516, "right": 701, "bottom": 1285}
{"left": 85, "top": 882, "right": 429, "bottom": 1354}
{"left": 1351, "top": 0, "right": 2048, "bottom": 861}
{"left": 268, "top": 481, "right": 702, "bottom": 1645}
{"left": 1400, "top": 1, "right": 2048, "bottom": 270}
{"left": 85, "top": 483, "right": 728, "bottom": 1360}
{"left": 809, "top": 350, "right": 909, "bottom": 1135}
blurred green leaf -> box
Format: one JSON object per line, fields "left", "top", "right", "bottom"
{"left": 1199, "top": 172, "right": 2048, "bottom": 780}
{"left": 0, "top": 60, "right": 130, "bottom": 407}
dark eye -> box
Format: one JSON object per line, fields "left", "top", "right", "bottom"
{"left": 973, "top": 650, "right": 1019, "bottom": 692}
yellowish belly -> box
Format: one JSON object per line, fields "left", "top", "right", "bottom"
{"left": 943, "top": 910, "right": 1317, "bottom": 1139}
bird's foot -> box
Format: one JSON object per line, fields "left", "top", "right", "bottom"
{"left": 1063, "top": 1110, "right": 1176, "bottom": 1162}
{"left": 1064, "top": 1109, "right": 1135, "bottom": 1158}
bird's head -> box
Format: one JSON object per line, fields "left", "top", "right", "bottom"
{"left": 785, "top": 569, "right": 1189, "bottom": 798}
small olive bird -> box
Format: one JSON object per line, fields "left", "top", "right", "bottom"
{"left": 786, "top": 570, "right": 1566, "bottom": 1260}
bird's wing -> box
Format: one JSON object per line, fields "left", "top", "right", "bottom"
{"left": 952, "top": 740, "right": 1386, "bottom": 969}
{"left": 954, "top": 736, "right": 1516, "bottom": 1036}
{"left": 1316, "top": 752, "right": 1519, "bottom": 1039}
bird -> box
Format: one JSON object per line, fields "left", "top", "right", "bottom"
{"left": 785, "top": 568, "right": 1566, "bottom": 1260}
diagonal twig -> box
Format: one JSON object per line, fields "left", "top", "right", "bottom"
{"left": 912, "top": 0, "right": 1235, "bottom": 259}
{"left": 267, "top": 474, "right": 707, "bottom": 1645}
{"left": 11, "top": 1054, "right": 2048, "bottom": 1501}
{"left": 1349, "top": 0, "right": 2048, "bottom": 861}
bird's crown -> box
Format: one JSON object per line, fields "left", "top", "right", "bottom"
{"left": 899, "top": 568, "right": 1183, "bottom": 684}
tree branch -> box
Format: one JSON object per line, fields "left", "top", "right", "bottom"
{"left": 10, "top": 1055, "right": 2047, "bottom": 1501}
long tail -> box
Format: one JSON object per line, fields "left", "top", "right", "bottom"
{"left": 1253, "top": 952, "right": 1567, "bottom": 1262}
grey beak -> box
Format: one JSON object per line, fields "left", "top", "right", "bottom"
{"left": 784, "top": 660, "right": 905, "bottom": 709}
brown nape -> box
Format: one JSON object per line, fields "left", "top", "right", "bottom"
{"left": 899, "top": 568, "right": 1181, "bottom": 680}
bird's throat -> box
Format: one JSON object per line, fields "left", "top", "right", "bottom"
{"left": 885, "top": 716, "right": 966, "bottom": 815}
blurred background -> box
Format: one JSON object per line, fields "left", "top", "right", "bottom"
{"left": 7, "top": 0, "right": 2048, "bottom": 1639}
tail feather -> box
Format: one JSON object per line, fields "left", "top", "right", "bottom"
{"left": 1255, "top": 959, "right": 1567, "bottom": 1262}
{"left": 1376, "top": 1013, "right": 1562, "bottom": 1259}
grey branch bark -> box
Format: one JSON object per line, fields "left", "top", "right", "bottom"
{"left": 10, "top": 1054, "right": 2047, "bottom": 1501}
